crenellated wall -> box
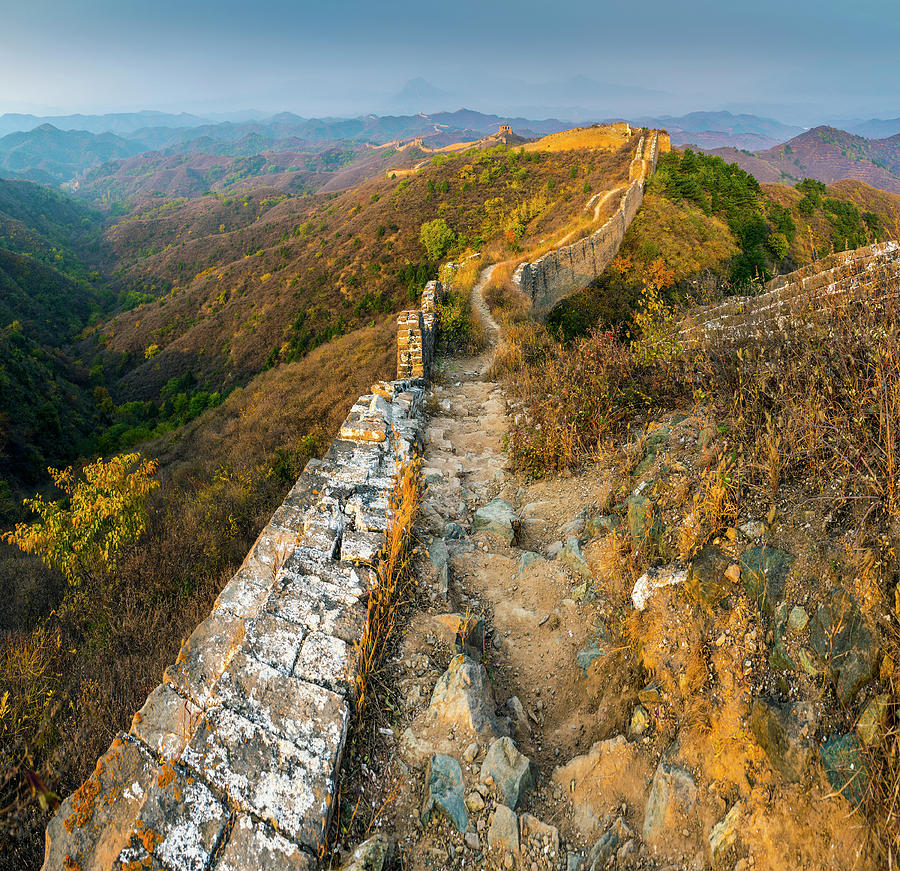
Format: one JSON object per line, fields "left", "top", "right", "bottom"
{"left": 680, "top": 240, "right": 900, "bottom": 348}
{"left": 42, "top": 285, "right": 442, "bottom": 871}
{"left": 514, "top": 130, "right": 668, "bottom": 316}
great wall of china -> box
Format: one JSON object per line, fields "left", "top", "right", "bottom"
{"left": 514, "top": 130, "right": 671, "bottom": 315}
{"left": 38, "top": 118, "right": 900, "bottom": 870}
{"left": 42, "top": 281, "right": 446, "bottom": 871}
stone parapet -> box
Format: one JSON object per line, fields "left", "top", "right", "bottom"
{"left": 42, "top": 285, "right": 439, "bottom": 869}
{"left": 680, "top": 240, "right": 900, "bottom": 348}
{"left": 515, "top": 132, "right": 662, "bottom": 316}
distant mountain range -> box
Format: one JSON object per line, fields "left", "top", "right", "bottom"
{"left": 0, "top": 109, "right": 574, "bottom": 193}
{"left": 707, "top": 126, "right": 900, "bottom": 194}
{"left": 637, "top": 111, "right": 805, "bottom": 151}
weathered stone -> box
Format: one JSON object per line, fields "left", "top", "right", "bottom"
{"left": 472, "top": 498, "right": 518, "bottom": 545}
{"left": 487, "top": 804, "right": 519, "bottom": 853}
{"left": 642, "top": 761, "right": 698, "bottom": 846}
{"left": 585, "top": 514, "right": 619, "bottom": 538}
{"left": 857, "top": 694, "right": 890, "bottom": 746}
{"left": 243, "top": 611, "right": 304, "bottom": 675}
{"left": 43, "top": 736, "right": 159, "bottom": 871}
{"left": 431, "top": 613, "right": 486, "bottom": 651}
{"left": 787, "top": 606, "right": 809, "bottom": 635}
{"left": 481, "top": 737, "right": 536, "bottom": 810}
{"left": 341, "top": 529, "right": 383, "bottom": 564}
{"left": 576, "top": 625, "right": 612, "bottom": 678}
{"left": 738, "top": 519, "right": 766, "bottom": 539}
{"left": 820, "top": 733, "right": 868, "bottom": 805}
{"left": 687, "top": 545, "right": 731, "bottom": 606}
{"left": 401, "top": 655, "right": 506, "bottom": 765}
{"left": 293, "top": 631, "right": 358, "bottom": 697}
{"left": 626, "top": 492, "right": 653, "bottom": 544}
{"left": 130, "top": 683, "right": 204, "bottom": 761}
{"left": 709, "top": 802, "right": 742, "bottom": 863}
{"left": 631, "top": 564, "right": 686, "bottom": 610}
{"left": 769, "top": 602, "right": 797, "bottom": 673}
{"left": 629, "top": 705, "right": 650, "bottom": 737}
{"left": 116, "top": 764, "right": 227, "bottom": 871}
{"left": 810, "top": 589, "right": 878, "bottom": 705}
{"left": 561, "top": 538, "right": 592, "bottom": 577}
{"left": 337, "top": 833, "right": 393, "bottom": 871}
{"left": 213, "top": 566, "right": 274, "bottom": 619}
{"left": 466, "top": 791, "right": 486, "bottom": 812}
{"left": 164, "top": 607, "right": 246, "bottom": 707}
{"left": 505, "top": 696, "right": 531, "bottom": 742}
{"left": 587, "top": 817, "right": 630, "bottom": 871}
{"left": 214, "top": 650, "right": 348, "bottom": 749}
{"left": 444, "top": 521, "right": 467, "bottom": 540}
{"left": 422, "top": 755, "right": 468, "bottom": 833}
{"left": 739, "top": 545, "right": 795, "bottom": 615}
{"left": 750, "top": 698, "right": 815, "bottom": 782}
{"left": 428, "top": 537, "right": 450, "bottom": 595}
{"left": 181, "top": 707, "right": 343, "bottom": 850}
{"left": 265, "top": 572, "right": 367, "bottom": 644}
{"left": 214, "top": 814, "right": 313, "bottom": 870}
{"left": 638, "top": 682, "right": 662, "bottom": 705}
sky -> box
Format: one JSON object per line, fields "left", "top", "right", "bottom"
{"left": 1, "top": 0, "right": 898, "bottom": 125}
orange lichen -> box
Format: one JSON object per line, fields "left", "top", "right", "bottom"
{"left": 64, "top": 767, "right": 103, "bottom": 831}
{"left": 138, "top": 824, "right": 163, "bottom": 853}
{"left": 63, "top": 856, "right": 81, "bottom": 871}
{"left": 156, "top": 762, "right": 176, "bottom": 789}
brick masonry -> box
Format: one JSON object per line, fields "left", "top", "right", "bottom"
{"left": 42, "top": 283, "right": 441, "bottom": 871}
{"left": 680, "top": 240, "right": 900, "bottom": 348}
{"left": 514, "top": 130, "right": 669, "bottom": 316}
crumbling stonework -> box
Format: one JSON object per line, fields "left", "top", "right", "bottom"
{"left": 515, "top": 131, "right": 665, "bottom": 315}
{"left": 681, "top": 240, "right": 900, "bottom": 348}
{"left": 397, "top": 279, "right": 444, "bottom": 379}
{"left": 42, "top": 283, "right": 442, "bottom": 871}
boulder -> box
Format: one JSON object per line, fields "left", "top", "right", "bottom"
{"left": 632, "top": 564, "right": 687, "bottom": 610}
{"left": 428, "top": 538, "right": 450, "bottom": 597}
{"left": 750, "top": 698, "right": 815, "bottom": 782}
{"left": 518, "top": 551, "right": 547, "bottom": 575}
{"left": 642, "top": 761, "right": 698, "bottom": 847}
{"left": 338, "top": 833, "right": 393, "bottom": 871}
{"left": 487, "top": 804, "right": 519, "bottom": 853}
{"left": 430, "top": 613, "right": 485, "bottom": 651}
{"left": 472, "top": 498, "right": 518, "bottom": 545}
{"left": 810, "top": 589, "right": 877, "bottom": 705}
{"left": 820, "top": 733, "right": 868, "bottom": 805}
{"left": 561, "top": 538, "right": 592, "bottom": 577}
{"left": 422, "top": 755, "right": 468, "bottom": 833}
{"left": 629, "top": 705, "right": 650, "bottom": 737}
{"left": 576, "top": 624, "right": 613, "bottom": 678}
{"left": 708, "top": 803, "right": 741, "bottom": 863}
{"left": 687, "top": 545, "right": 732, "bottom": 606}
{"left": 587, "top": 817, "right": 630, "bottom": 871}
{"left": 857, "top": 694, "right": 890, "bottom": 746}
{"left": 444, "top": 521, "right": 466, "bottom": 540}
{"left": 481, "top": 737, "right": 536, "bottom": 810}
{"left": 739, "top": 545, "right": 795, "bottom": 615}
{"left": 400, "top": 655, "right": 507, "bottom": 765}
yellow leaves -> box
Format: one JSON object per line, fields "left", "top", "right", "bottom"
{"left": 3, "top": 453, "right": 159, "bottom": 587}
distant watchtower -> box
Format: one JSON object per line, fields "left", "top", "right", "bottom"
{"left": 498, "top": 124, "right": 513, "bottom": 136}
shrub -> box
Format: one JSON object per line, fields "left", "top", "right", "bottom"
{"left": 419, "top": 218, "right": 456, "bottom": 261}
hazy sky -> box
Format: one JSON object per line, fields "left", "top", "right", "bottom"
{"left": 1, "top": 0, "right": 898, "bottom": 124}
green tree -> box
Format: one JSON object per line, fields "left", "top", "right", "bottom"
{"left": 419, "top": 218, "right": 456, "bottom": 261}
{"left": 4, "top": 453, "right": 159, "bottom": 587}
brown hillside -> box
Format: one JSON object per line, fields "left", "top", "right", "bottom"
{"left": 94, "top": 139, "right": 635, "bottom": 401}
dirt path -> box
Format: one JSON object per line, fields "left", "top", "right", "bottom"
{"left": 386, "top": 266, "right": 620, "bottom": 866}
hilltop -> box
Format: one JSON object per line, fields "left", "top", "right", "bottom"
{"left": 708, "top": 126, "right": 900, "bottom": 193}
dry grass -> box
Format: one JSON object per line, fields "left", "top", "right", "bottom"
{"left": 353, "top": 458, "right": 421, "bottom": 715}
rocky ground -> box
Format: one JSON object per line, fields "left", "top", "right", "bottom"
{"left": 333, "top": 268, "right": 885, "bottom": 871}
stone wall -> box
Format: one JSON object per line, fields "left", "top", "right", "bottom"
{"left": 680, "top": 240, "right": 900, "bottom": 348}
{"left": 514, "top": 131, "right": 664, "bottom": 316}
{"left": 397, "top": 279, "right": 443, "bottom": 379}
{"left": 42, "top": 286, "right": 441, "bottom": 871}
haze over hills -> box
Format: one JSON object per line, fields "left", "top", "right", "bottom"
{"left": 638, "top": 110, "right": 805, "bottom": 151}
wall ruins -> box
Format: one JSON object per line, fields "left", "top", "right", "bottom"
{"left": 514, "top": 130, "right": 669, "bottom": 315}
{"left": 680, "top": 240, "right": 900, "bottom": 348}
{"left": 42, "top": 285, "right": 441, "bottom": 871}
